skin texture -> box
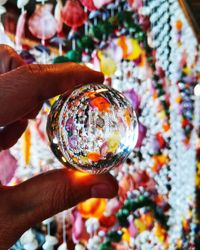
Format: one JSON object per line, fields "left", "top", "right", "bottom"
{"left": 0, "top": 45, "right": 118, "bottom": 250}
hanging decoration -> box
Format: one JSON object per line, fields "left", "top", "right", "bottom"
{"left": 0, "top": 0, "right": 199, "bottom": 249}
{"left": 61, "top": 0, "right": 87, "bottom": 29}
{"left": 28, "top": 4, "right": 57, "bottom": 45}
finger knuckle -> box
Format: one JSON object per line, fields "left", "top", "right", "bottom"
{"left": 0, "top": 45, "right": 17, "bottom": 62}
{"left": 0, "top": 45, "right": 14, "bottom": 55}
{"left": 25, "top": 64, "right": 43, "bottom": 75}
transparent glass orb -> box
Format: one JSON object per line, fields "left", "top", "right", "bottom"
{"left": 47, "top": 84, "right": 138, "bottom": 174}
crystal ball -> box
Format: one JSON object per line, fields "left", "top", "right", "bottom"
{"left": 47, "top": 84, "right": 138, "bottom": 174}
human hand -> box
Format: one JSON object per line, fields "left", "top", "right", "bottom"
{"left": 0, "top": 45, "right": 118, "bottom": 249}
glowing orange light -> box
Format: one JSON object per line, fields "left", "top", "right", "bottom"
{"left": 78, "top": 198, "right": 106, "bottom": 219}
{"left": 74, "top": 171, "right": 91, "bottom": 179}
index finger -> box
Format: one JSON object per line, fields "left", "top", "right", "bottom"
{"left": 0, "top": 63, "right": 104, "bottom": 126}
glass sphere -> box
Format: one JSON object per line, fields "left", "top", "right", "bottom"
{"left": 47, "top": 84, "right": 138, "bottom": 174}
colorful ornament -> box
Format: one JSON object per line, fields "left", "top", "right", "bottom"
{"left": 22, "top": 127, "right": 31, "bottom": 166}
{"left": 0, "top": 150, "right": 17, "bottom": 185}
{"left": 28, "top": 4, "right": 57, "bottom": 43}
{"left": 61, "top": 0, "right": 87, "bottom": 29}
{"left": 106, "top": 39, "right": 123, "bottom": 63}
{"left": 17, "top": 0, "right": 29, "bottom": 10}
{"left": 93, "top": 0, "right": 113, "bottom": 9}
{"left": 135, "top": 122, "right": 147, "bottom": 148}
{"left": 78, "top": 198, "right": 106, "bottom": 219}
{"left": 54, "top": 0, "right": 63, "bottom": 34}
{"left": 15, "top": 11, "right": 27, "bottom": 49}
{"left": 64, "top": 50, "right": 82, "bottom": 62}
{"left": 20, "top": 229, "right": 39, "bottom": 250}
{"left": 117, "top": 37, "right": 143, "bottom": 60}
{"left": 51, "top": 36, "right": 66, "bottom": 56}
{"left": 122, "top": 89, "right": 140, "bottom": 111}
{"left": 0, "top": 28, "right": 14, "bottom": 46}
{"left": 126, "top": 38, "right": 143, "bottom": 61}
{"left": 20, "top": 50, "right": 35, "bottom": 64}
{"left": 80, "top": 0, "right": 97, "bottom": 11}
{"left": 72, "top": 211, "right": 84, "bottom": 243}
{"left": 42, "top": 235, "right": 58, "bottom": 250}
{"left": 98, "top": 50, "right": 117, "bottom": 76}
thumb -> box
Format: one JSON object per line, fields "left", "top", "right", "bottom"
{"left": 2, "top": 169, "right": 118, "bottom": 246}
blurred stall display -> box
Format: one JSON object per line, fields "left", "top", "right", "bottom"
{"left": 0, "top": 0, "right": 199, "bottom": 249}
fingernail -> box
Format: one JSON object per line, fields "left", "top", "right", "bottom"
{"left": 91, "top": 183, "right": 117, "bottom": 198}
